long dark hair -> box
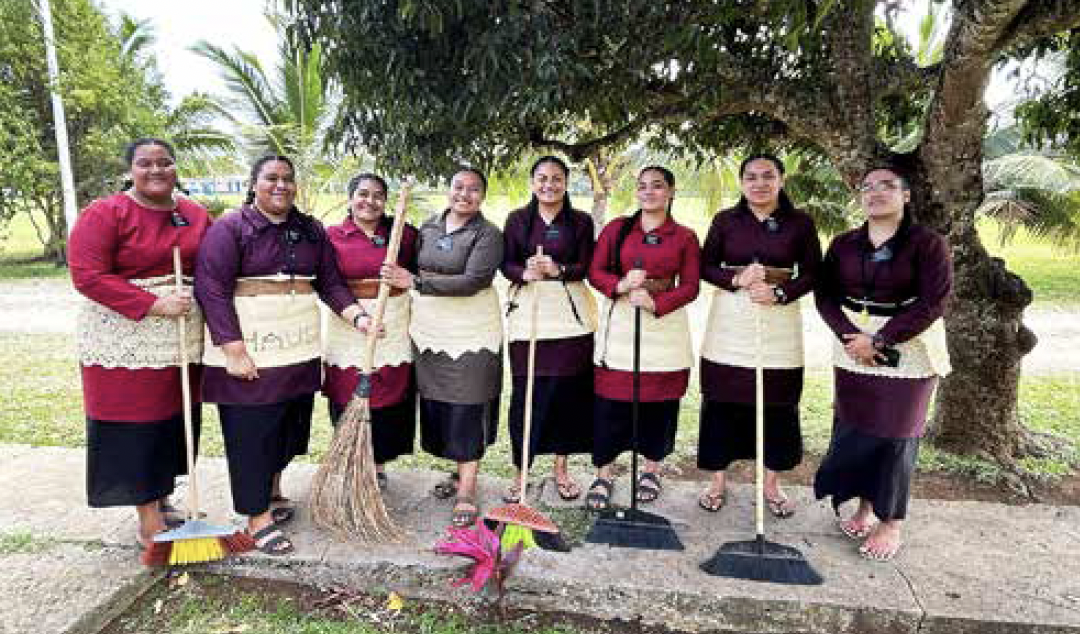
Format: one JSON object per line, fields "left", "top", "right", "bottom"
{"left": 735, "top": 152, "right": 795, "bottom": 214}
{"left": 610, "top": 166, "right": 675, "bottom": 274}
{"left": 119, "top": 137, "right": 189, "bottom": 195}
{"left": 346, "top": 172, "right": 392, "bottom": 232}
{"left": 519, "top": 155, "right": 578, "bottom": 264}
{"left": 244, "top": 154, "right": 296, "bottom": 205}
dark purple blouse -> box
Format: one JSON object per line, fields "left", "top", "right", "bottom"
{"left": 815, "top": 220, "right": 952, "bottom": 347}
{"left": 501, "top": 205, "right": 595, "bottom": 283}
{"left": 195, "top": 205, "right": 355, "bottom": 346}
{"left": 701, "top": 204, "right": 821, "bottom": 303}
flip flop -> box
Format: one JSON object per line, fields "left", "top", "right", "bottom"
{"left": 249, "top": 524, "right": 295, "bottom": 556}
{"left": 859, "top": 540, "right": 902, "bottom": 562}
{"left": 502, "top": 482, "right": 523, "bottom": 504}
{"left": 585, "top": 477, "right": 614, "bottom": 511}
{"left": 698, "top": 489, "right": 726, "bottom": 513}
{"left": 431, "top": 473, "right": 460, "bottom": 500}
{"left": 450, "top": 497, "right": 479, "bottom": 528}
{"left": 555, "top": 479, "right": 582, "bottom": 501}
{"left": 838, "top": 518, "right": 874, "bottom": 540}
{"left": 635, "top": 471, "right": 662, "bottom": 504}
{"left": 376, "top": 472, "right": 388, "bottom": 490}
{"left": 765, "top": 495, "right": 796, "bottom": 519}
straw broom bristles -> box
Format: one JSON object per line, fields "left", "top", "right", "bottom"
{"left": 310, "top": 181, "right": 413, "bottom": 543}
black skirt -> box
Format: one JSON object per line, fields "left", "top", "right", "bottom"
{"left": 329, "top": 392, "right": 416, "bottom": 465}
{"left": 696, "top": 400, "right": 803, "bottom": 472}
{"left": 218, "top": 393, "right": 314, "bottom": 516}
{"left": 86, "top": 411, "right": 201, "bottom": 508}
{"left": 419, "top": 397, "right": 499, "bottom": 462}
{"left": 813, "top": 419, "right": 920, "bottom": 522}
{"left": 592, "top": 397, "right": 679, "bottom": 467}
{"left": 508, "top": 374, "right": 594, "bottom": 468}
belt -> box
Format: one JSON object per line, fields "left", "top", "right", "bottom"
{"left": 347, "top": 278, "right": 406, "bottom": 299}
{"left": 722, "top": 265, "right": 794, "bottom": 285}
{"left": 640, "top": 277, "right": 676, "bottom": 293}
{"left": 842, "top": 296, "right": 916, "bottom": 317}
{"left": 234, "top": 279, "right": 314, "bottom": 296}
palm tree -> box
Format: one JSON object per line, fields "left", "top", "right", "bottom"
{"left": 192, "top": 12, "right": 354, "bottom": 216}
{"left": 979, "top": 125, "right": 1080, "bottom": 250}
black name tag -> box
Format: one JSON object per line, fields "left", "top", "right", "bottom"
{"left": 371, "top": 235, "right": 387, "bottom": 247}
{"left": 436, "top": 235, "right": 454, "bottom": 251}
{"left": 544, "top": 227, "right": 560, "bottom": 241}
{"left": 170, "top": 212, "right": 190, "bottom": 227}
{"left": 643, "top": 233, "right": 662, "bottom": 246}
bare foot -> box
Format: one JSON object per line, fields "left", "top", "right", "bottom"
{"left": 860, "top": 521, "right": 903, "bottom": 561}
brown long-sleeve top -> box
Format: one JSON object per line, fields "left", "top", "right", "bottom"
{"left": 414, "top": 210, "right": 503, "bottom": 296}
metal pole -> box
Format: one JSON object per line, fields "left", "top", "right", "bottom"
{"left": 39, "top": 0, "right": 79, "bottom": 237}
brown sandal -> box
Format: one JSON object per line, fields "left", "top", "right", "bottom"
{"left": 450, "top": 497, "right": 479, "bottom": 528}
{"left": 698, "top": 489, "right": 726, "bottom": 513}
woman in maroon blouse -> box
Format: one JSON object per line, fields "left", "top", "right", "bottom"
{"left": 586, "top": 166, "right": 701, "bottom": 510}
{"left": 195, "top": 155, "right": 367, "bottom": 554}
{"left": 323, "top": 173, "right": 419, "bottom": 487}
{"left": 501, "top": 156, "right": 597, "bottom": 503}
{"left": 697, "top": 154, "right": 821, "bottom": 516}
{"left": 814, "top": 166, "right": 953, "bottom": 562}
{"left": 69, "top": 138, "right": 211, "bottom": 550}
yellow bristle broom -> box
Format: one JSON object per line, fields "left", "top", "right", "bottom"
{"left": 142, "top": 247, "right": 255, "bottom": 566}
{"left": 485, "top": 246, "right": 568, "bottom": 552}
{"left": 309, "top": 182, "right": 412, "bottom": 542}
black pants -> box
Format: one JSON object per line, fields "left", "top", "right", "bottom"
{"left": 591, "top": 397, "right": 680, "bottom": 468}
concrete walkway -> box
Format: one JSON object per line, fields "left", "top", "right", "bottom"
{"left": 2, "top": 443, "right": 1079, "bottom": 634}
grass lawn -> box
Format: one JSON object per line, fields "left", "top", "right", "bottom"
{"left": 2, "top": 332, "right": 1075, "bottom": 482}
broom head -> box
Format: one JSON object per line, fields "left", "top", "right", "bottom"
{"left": 584, "top": 507, "right": 684, "bottom": 551}
{"left": 141, "top": 520, "right": 254, "bottom": 566}
{"left": 700, "top": 535, "right": 823, "bottom": 585}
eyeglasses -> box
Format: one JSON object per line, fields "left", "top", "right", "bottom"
{"left": 856, "top": 179, "right": 903, "bottom": 193}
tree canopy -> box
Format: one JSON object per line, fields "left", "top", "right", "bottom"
{"left": 290, "top": 0, "right": 1080, "bottom": 464}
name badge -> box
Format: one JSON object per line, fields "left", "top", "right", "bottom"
{"left": 870, "top": 245, "right": 893, "bottom": 262}
{"left": 436, "top": 235, "right": 454, "bottom": 251}
{"left": 544, "top": 227, "right": 560, "bottom": 241}
{"left": 643, "top": 234, "right": 662, "bottom": 246}
{"left": 170, "top": 212, "right": 190, "bottom": 227}
{"left": 371, "top": 235, "right": 387, "bottom": 248}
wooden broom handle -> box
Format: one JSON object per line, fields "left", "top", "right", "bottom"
{"left": 173, "top": 247, "right": 199, "bottom": 519}
{"left": 360, "top": 180, "right": 413, "bottom": 376}
{"left": 519, "top": 245, "right": 542, "bottom": 501}
{"left": 754, "top": 301, "right": 765, "bottom": 536}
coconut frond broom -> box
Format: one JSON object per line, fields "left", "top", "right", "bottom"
{"left": 309, "top": 182, "right": 412, "bottom": 542}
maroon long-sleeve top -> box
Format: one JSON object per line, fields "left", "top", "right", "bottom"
{"left": 589, "top": 214, "right": 701, "bottom": 401}
{"left": 323, "top": 215, "right": 419, "bottom": 408}
{"left": 69, "top": 193, "right": 211, "bottom": 421}
{"left": 699, "top": 204, "right": 821, "bottom": 405}
{"left": 815, "top": 220, "right": 952, "bottom": 348}
{"left": 701, "top": 204, "right": 821, "bottom": 301}
{"left": 194, "top": 205, "right": 355, "bottom": 405}
{"left": 501, "top": 205, "right": 595, "bottom": 283}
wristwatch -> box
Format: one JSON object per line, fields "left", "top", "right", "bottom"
{"left": 772, "top": 286, "right": 787, "bottom": 304}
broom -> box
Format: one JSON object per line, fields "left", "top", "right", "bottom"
{"left": 484, "top": 246, "right": 569, "bottom": 553}
{"left": 699, "top": 300, "right": 822, "bottom": 584}
{"left": 309, "top": 182, "right": 412, "bottom": 542}
{"left": 585, "top": 259, "right": 684, "bottom": 551}
{"left": 142, "top": 247, "right": 255, "bottom": 566}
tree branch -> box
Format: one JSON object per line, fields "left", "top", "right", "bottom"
{"left": 999, "top": 0, "right": 1080, "bottom": 53}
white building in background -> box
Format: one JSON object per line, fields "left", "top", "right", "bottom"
{"left": 185, "top": 176, "right": 247, "bottom": 195}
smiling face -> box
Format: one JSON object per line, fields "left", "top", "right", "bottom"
{"left": 739, "top": 158, "right": 784, "bottom": 210}
{"left": 636, "top": 168, "right": 674, "bottom": 213}
{"left": 349, "top": 177, "right": 388, "bottom": 226}
{"left": 252, "top": 159, "right": 297, "bottom": 217}
{"left": 129, "top": 143, "right": 177, "bottom": 203}
{"left": 448, "top": 170, "right": 485, "bottom": 216}
{"left": 530, "top": 160, "right": 568, "bottom": 208}
{"left": 859, "top": 168, "right": 910, "bottom": 220}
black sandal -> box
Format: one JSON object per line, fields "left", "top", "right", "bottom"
{"left": 376, "top": 472, "right": 388, "bottom": 491}
{"left": 450, "top": 496, "right": 479, "bottom": 528}
{"left": 431, "top": 473, "right": 459, "bottom": 500}
{"left": 585, "top": 477, "right": 614, "bottom": 511}
{"left": 250, "top": 524, "right": 295, "bottom": 556}
{"left": 636, "top": 472, "right": 662, "bottom": 504}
